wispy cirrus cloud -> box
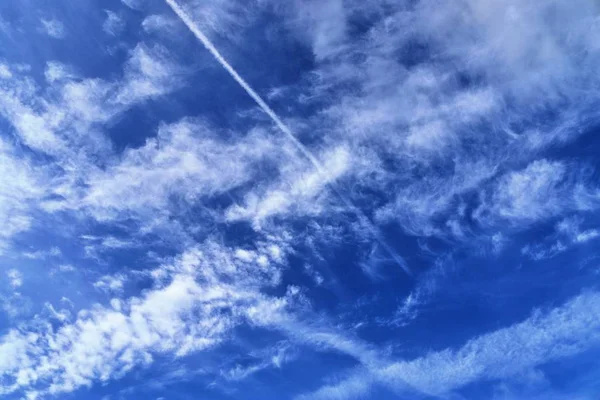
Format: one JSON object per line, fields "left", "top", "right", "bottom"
{"left": 1, "top": 0, "right": 600, "bottom": 398}
{"left": 0, "top": 43, "right": 184, "bottom": 157}
{"left": 0, "top": 139, "right": 47, "bottom": 254}
{"left": 300, "top": 291, "right": 600, "bottom": 399}
{"left": 102, "top": 10, "right": 125, "bottom": 36}
{"left": 40, "top": 18, "right": 66, "bottom": 39}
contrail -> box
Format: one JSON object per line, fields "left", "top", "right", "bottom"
{"left": 165, "top": 0, "right": 411, "bottom": 276}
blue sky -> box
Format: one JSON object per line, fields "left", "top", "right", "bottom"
{"left": 1, "top": 0, "right": 600, "bottom": 399}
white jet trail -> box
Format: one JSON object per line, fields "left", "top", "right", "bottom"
{"left": 165, "top": 0, "right": 411, "bottom": 276}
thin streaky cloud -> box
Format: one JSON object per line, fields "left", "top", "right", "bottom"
{"left": 164, "top": 0, "right": 411, "bottom": 276}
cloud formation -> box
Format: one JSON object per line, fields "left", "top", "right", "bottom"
{"left": 0, "top": 0, "right": 599, "bottom": 399}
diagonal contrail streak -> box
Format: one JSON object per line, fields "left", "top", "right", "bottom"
{"left": 165, "top": 0, "right": 411, "bottom": 276}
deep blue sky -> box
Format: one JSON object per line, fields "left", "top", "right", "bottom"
{"left": 1, "top": 0, "right": 600, "bottom": 399}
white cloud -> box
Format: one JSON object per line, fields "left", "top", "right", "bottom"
{"left": 382, "top": 292, "right": 600, "bottom": 395}
{"left": 102, "top": 11, "right": 125, "bottom": 36}
{"left": 172, "top": 0, "right": 250, "bottom": 39}
{"left": 56, "top": 264, "right": 75, "bottom": 273}
{"left": 79, "top": 119, "right": 284, "bottom": 224}
{"left": 0, "top": 140, "right": 46, "bottom": 253}
{"left": 0, "top": 17, "right": 10, "bottom": 36}
{"left": 121, "top": 0, "right": 144, "bottom": 10}
{"left": 6, "top": 270, "right": 22, "bottom": 289}
{"left": 234, "top": 0, "right": 600, "bottom": 245}
{"left": 226, "top": 146, "right": 350, "bottom": 227}
{"left": 522, "top": 216, "right": 600, "bottom": 260}
{"left": 575, "top": 229, "right": 599, "bottom": 243}
{"left": 0, "top": 43, "right": 184, "bottom": 158}
{"left": 93, "top": 274, "right": 126, "bottom": 294}
{"left": 491, "top": 233, "right": 506, "bottom": 254}
{"left": 220, "top": 342, "right": 295, "bottom": 382}
{"left": 113, "top": 44, "right": 184, "bottom": 105}
{"left": 0, "top": 42, "right": 197, "bottom": 250}
{"left": 22, "top": 247, "right": 62, "bottom": 260}
{"left": 44, "top": 62, "right": 76, "bottom": 83}
{"left": 80, "top": 236, "right": 135, "bottom": 255}
{"left": 376, "top": 159, "right": 496, "bottom": 237}
{"left": 0, "top": 211, "right": 301, "bottom": 396}
{"left": 300, "top": 291, "right": 600, "bottom": 399}
{"left": 142, "top": 15, "right": 178, "bottom": 35}
{"left": 559, "top": 217, "right": 600, "bottom": 245}
{"left": 0, "top": 239, "right": 290, "bottom": 396}
{"left": 40, "top": 19, "right": 66, "bottom": 39}
{"left": 521, "top": 241, "right": 567, "bottom": 261}
{"left": 0, "top": 63, "right": 12, "bottom": 79}
{"left": 290, "top": 0, "right": 348, "bottom": 61}
{"left": 296, "top": 370, "right": 373, "bottom": 400}
{"left": 0, "top": 0, "right": 599, "bottom": 397}
{"left": 489, "top": 160, "right": 567, "bottom": 221}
